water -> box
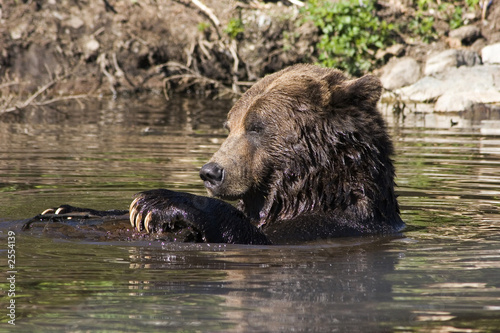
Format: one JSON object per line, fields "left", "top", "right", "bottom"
{"left": 0, "top": 96, "right": 500, "bottom": 332}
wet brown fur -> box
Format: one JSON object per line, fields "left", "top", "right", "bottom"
{"left": 129, "top": 64, "right": 404, "bottom": 244}
{"left": 204, "top": 64, "right": 403, "bottom": 240}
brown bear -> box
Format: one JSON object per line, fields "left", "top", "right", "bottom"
{"left": 129, "top": 64, "right": 404, "bottom": 244}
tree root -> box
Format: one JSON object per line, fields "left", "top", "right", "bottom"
{"left": 154, "top": 61, "right": 238, "bottom": 100}
{"left": 0, "top": 73, "right": 89, "bottom": 114}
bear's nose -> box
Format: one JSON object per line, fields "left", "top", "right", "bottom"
{"left": 200, "top": 162, "right": 224, "bottom": 186}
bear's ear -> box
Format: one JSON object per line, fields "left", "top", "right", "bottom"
{"left": 329, "top": 74, "right": 382, "bottom": 109}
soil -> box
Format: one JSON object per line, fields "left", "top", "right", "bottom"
{"left": 0, "top": 0, "right": 499, "bottom": 110}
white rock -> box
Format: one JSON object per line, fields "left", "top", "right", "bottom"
{"left": 10, "top": 22, "right": 28, "bottom": 40}
{"left": 482, "top": 43, "right": 500, "bottom": 64}
{"left": 67, "top": 16, "right": 84, "bottom": 29}
{"left": 435, "top": 91, "right": 500, "bottom": 112}
{"left": 82, "top": 37, "right": 100, "bottom": 59}
{"left": 449, "top": 25, "right": 481, "bottom": 45}
{"left": 396, "top": 76, "right": 444, "bottom": 102}
{"left": 424, "top": 49, "right": 480, "bottom": 76}
{"left": 380, "top": 57, "right": 421, "bottom": 90}
{"left": 396, "top": 65, "right": 500, "bottom": 111}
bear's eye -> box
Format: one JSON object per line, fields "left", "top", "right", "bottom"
{"left": 247, "top": 123, "right": 264, "bottom": 134}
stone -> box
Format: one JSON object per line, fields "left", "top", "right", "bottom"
{"left": 482, "top": 43, "right": 500, "bottom": 64}
{"left": 449, "top": 25, "right": 481, "bottom": 45}
{"left": 435, "top": 91, "right": 500, "bottom": 112}
{"left": 10, "top": 22, "right": 28, "bottom": 40}
{"left": 396, "top": 65, "right": 500, "bottom": 111}
{"left": 396, "top": 76, "right": 444, "bottom": 102}
{"left": 424, "top": 49, "right": 481, "bottom": 76}
{"left": 380, "top": 57, "right": 421, "bottom": 90}
{"left": 82, "top": 37, "right": 100, "bottom": 60}
{"left": 66, "top": 15, "right": 84, "bottom": 29}
{"left": 375, "top": 43, "right": 405, "bottom": 60}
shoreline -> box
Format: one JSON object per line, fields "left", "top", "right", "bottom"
{"left": 1, "top": 0, "right": 500, "bottom": 114}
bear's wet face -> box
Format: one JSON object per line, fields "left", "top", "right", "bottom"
{"left": 200, "top": 106, "right": 275, "bottom": 201}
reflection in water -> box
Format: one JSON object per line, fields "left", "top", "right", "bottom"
{"left": 0, "top": 97, "right": 500, "bottom": 332}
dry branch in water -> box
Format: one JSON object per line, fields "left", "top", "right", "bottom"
{"left": 0, "top": 74, "right": 89, "bottom": 114}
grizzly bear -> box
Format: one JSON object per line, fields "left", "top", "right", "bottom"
{"left": 128, "top": 64, "right": 404, "bottom": 244}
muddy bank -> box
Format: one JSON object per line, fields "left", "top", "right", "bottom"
{"left": 0, "top": 0, "right": 315, "bottom": 104}
{"left": 1, "top": 0, "right": 500, "bottom": 113}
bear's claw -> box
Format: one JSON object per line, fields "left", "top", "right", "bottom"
{"left": 129, "top": 192, "right": 165, "bottom": 233}
{"left": 128, "top": 189, "right": 206, "bottom": 240}
{"left": 41, "top": 208, "right": 55, "bottom": 215}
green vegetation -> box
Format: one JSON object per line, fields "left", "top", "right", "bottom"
{"left": 408, "top": 11, "right": 436, "bottom": 43}
{"left": 298, "top": 0, "right": 482, "bottom": 76}
{"left": 197, "top": 21, "right": 211, "bottom": 33}
{"left": 224, "top": 18, "right": 245, "bottom": 39}
{"left": 302, "top": 0, "right": 394, "bottom": 76}
{"left": 407, "top": 0, "right": 482, "bottom": 42}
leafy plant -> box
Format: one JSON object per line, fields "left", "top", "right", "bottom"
{"left": 449, "top": 6, "right": 463, "bottom": 30}
{"left": 197, "top": 21, "right": 211, "bottom": 33}
{"left": 408, "top": 12, "right": 436, "bottom": 43}
{"left": 302, "top": 0, "right": 394, "bottom": 76}
{"left": 224, "top": 18, "right": 244, "bottom": 39}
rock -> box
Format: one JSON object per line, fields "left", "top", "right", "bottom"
{"left": 82, "top": 37, "right": 100, "bottom": 60}
{"left": 66, "top": 15, "right": 84, "bottom": 29}
{"left": 449, "top": 25, "right": 481, "bottom": 45}
{"left": 424, "top": 49, "right": 481, "bottom": 76}
{"left": 435, "top": 91, "right": 500, "bottom": 112}
{"left": 395, "top": 76, "right": 443, "bottom": 102}
{"left": 375, "top": 43, "right": 405, "bottom": 61}
{"left": 471, "top": 38, "right": 487, "bottom": 53}
{"left": 396, "top": 65, "right": 500, "bottom": 111}
{"left": 10, "top": 22, "right": 28, "bottom": 40}
{"left": 446, "top": 37, "right": 462, "bottom": 49}
{"left": 380, "top": 57, "right": 421, "bottom": 90}
{"left": 482, "top": 43, "right": 500, "bottom": 64}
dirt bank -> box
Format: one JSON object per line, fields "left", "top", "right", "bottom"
{"left": 0, "top": 0, "right": 499, "bottom": 112}
{"left": 0, "top": 0, "right": 314, "bottom": 104}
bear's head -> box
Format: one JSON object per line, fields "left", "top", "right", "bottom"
{"left": 200, "top": 64, "right": 399, "bottom": 228}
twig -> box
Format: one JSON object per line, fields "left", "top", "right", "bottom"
{"left": 191, "top": 0, "right": 220, "bottom": 27}
{"left": 228, "top": 39, "right": 240, "bottom": 94}
{"left": 112, "top": 52, "right": 137, "bottom": 89}
{"left": 0, "top": 81, "right": 26, "bottom": 89}
{"left": 0, "top": 85, "right": 89, "bottom": 115}
{"left": 1, "top": 76, "right": 62, "bottom": 113}
{"left": 481, "top": 0, "right": 490, "bottom": 21}
{"left": 32, "top": 94, "right": 89, "bottom": 107}
{"left": 97, "top": 53, "right": 117, "bottom": 98}
{"left": 162, "top": 63, "right": 238, "bottom": 97}
{"left": 287, "top": 0, "right": 305, "bottom": 6}
{"left": 173, "top": 0, "right": 222, "bottom": 38}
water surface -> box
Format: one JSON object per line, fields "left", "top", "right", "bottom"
{"left": 0, "top": 96, "right": 499, "bottom": 332}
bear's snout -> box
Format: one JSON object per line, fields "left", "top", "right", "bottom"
{"left": 200, "top": 162, "right": 224, "bottom": 189}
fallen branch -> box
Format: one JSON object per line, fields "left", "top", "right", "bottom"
{"left": 156, "top": 61, "right": 238, "bottom": 99}
{"left": 191, "top": 0, "right": 220, "bottom": 26}
{"left": 0, "top": 74, "right": 89, "bottom": 114}
{"left": 97, "top": 53, "right": 117, "bottom": 98}
{"left": 31, "top": 94, "right": 89, "bottom": 107}
{"left": 173, "top": 0, "right": 222, "bottom": 38}
{"left": 228, "top": 39, "right": 240, "bottom": 94}
{"left": 1, "top": 76, "right": 61, "bottom": 113}
{"left": 0, "top": 81, "right": 27, "bottom": 89}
